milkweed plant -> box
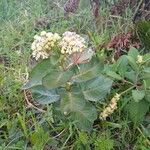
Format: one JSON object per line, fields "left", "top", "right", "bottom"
{"left": 23, "top": 31, "right": 150, "bottom": 131}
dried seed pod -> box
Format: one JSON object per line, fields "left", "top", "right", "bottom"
{"left": 100, "top": 93, "right": 121, "bottom": 120}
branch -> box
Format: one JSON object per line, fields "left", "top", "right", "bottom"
{"left": 23, "top": 90, "right": 46, "bottom": 113}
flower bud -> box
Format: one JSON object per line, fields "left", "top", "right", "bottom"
{"left": 40, "top": 31, "right": 47, "bottom": 36}
{"left": 64, "top": 111, "right": 67, "bottom": 115}
{"left": 136, "top": 55, "right": 143, "bottom": 64}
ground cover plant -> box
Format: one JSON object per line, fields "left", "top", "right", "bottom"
{"left": 0, "top": 0, "right": 150, "bottom": 149}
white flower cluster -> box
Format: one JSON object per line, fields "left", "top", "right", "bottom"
{"left": 31, "top": 31, "right": 61, "bottom": 60}
{"left": 100, "top": 93, "right": 121, "bottom": 120}
{"left": 59, "top": 31, "right": 87, "bottom": 55}
{"left": 31, "top": 31, "right": 88, "bottom": 60}
{"left": 136, "top": 55, "right": 143, "bottom": 64}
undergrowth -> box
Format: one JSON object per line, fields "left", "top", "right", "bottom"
{"left": 0, "top": 0, "right": 150, "bottom": 150}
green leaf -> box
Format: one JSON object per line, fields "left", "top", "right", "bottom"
{"left": 143, "top": 53, "right": 150, "bottom": 63}
{"left": 125, "top": 71, "right": 136, "bottom": 83}
{"left": 61, "top": 92, "right": 85, "bottom": 113}
{"left": 115, "top": 55, "right": 128, "bottom": 76}
{"left": 106, "top": 70, "right": 122, "bottom": 80}
{"left": 95, "top": 136, "right": 114, "bottom": 150}
{"left": 127, "top": 100, "right": 150, "bottom": 124}
{"left": 30, "top": 127, "right": 49, "bottom": 150}
{"left": 142, "top": 68, "right": 150, "bottom": 89}
{"left": 145, "top": 90, "right": 150, "bottom": 102}
{"left": 80, "top": 76, "right": 113, "bottom": 102}
{"left": 42, "top": 69, "right": 74, "bottom": 89}
{"left": 132, "top": 90, "right": 145, "bottom": 102}
{"left": 143, "top": 68, "right": 150, "bottom": 82}
{"left": 61, "top": 92, "right": 97, "bottom": 131}
{"left": 31, "top": 85, "right": 60, "bottom": 104}
{"left": 128, "top": 47, "right": 139, "bottom": 60}
{"left": 141, "top": 125, "right": 150, "bottom": 138}
{"left": 72, "top": 57, "right": 104, "bottom": 82}
{"left": 136, "top": 21, "right": 150, "bottom": 51}
{"left": 127, "top": 47, "right": 140, "bottom": 72}
{"left": 71, "top": 102, "right": 97, "bottom": 131}
{"left": 143, "top": 67, "right": 150, "bottom": 74}
{"left": 143, "top": 79, "right": 150, "bottom": 90}
{"left": 127, "top": 56, "right": 139, "bottom": 72}
{"left": 79, "top": 132, "right": 89, "bottom": 145}
{"left": 142, "top": 67, "right": 150, "bottom": 84}
{"left": 22, "top": 58, "right": 58, "bottom": 89}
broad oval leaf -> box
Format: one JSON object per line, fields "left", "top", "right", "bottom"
{"left": 126, "top": 56, "right": 139, "bottom": 72}
{"left": 106, "top": 70, "right": 123, "bottom": 80}
{"left": 143, "top": 79, "right": 150, "bottom": 90}
{"left": 143, "top": 67, "right": 150, "bottom": 74}
{"left": 143, "top": 53, "right": 150, "bottom": 63}
{"left": 31, "top": 85, "right": 60, "bottom": 104}
{"left": 128, "top": 47, "right": 139, "bottom": 60}
{"left": 143, "top": 67, "right": 150, "bottom": 89}
{"left": 145, "top": 90, "right": 150, "bottom": 102}
{"left": 132, "top": 90, "right": 145, "bottom": 102}
{"left": 114, "top": 55, "right": 128, "bottom": 77}
{"left": 125, "top": 71, "right": 136, "bottom": 83}
{"left": 72, "top": 57, "right": 104, "bottom": 83}
{"left": 61, "top": 91, "right": 86, "bottom": 113}
{"left": 71, "top": 103, "right": 97, "bottom": 131}
{"left": 80, "top": 76, "right": 113, "bottom": 102}
{"left": 42, "top": 69, "right": 74, "bottom": 89}
{"left": 127, "top": 100, "right": 150, "bottom": 124}
{"left": 60, "top": 91, "right": 97, "bottom": 131}
{"left": 22, "top": 57, "right": 59, "bottom": 89}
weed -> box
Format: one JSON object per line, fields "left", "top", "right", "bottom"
{"left": 0, "top": 0, "right": 150, "bottom": 149}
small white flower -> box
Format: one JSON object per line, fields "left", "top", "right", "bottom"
{"left": 61, "top": 49, "right": 65, "bottom": 54}
{"left": 35, "top": 36, "right": 42, "bottom": 42}
{"left": 64, "top": 111, "right": 67, "bottom": 115}
{"left": 40, "top": 31, "right": 47, "bottom": 36}
{"left": 31, "top": 31, "right": 61, "bottom": 60}
{"left": 31, "top": 42, "right": 36, "bottom": 50}
{"left": 53, "top": 33, "right": 61, "bottom": 40}
{"left": 46, "top": 32, "right": 53, "bottom": 38}
{"left": 137, "top": 55, "right": 143, "bottom": 64}
{"left": 114, "top": 93, "right": 121, "bottom": 101}
{"left": 60, "top": 31, "right": 87, "bottom": 55}
{"left": 34, "top": 35, "right": 39, "bottom": 40}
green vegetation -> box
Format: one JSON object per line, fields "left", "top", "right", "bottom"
{"left": 0, "top": 0, "right": 150, "bottom": 149}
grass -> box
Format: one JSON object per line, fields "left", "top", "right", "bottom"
{"left": 0, "top": 0, "right": 150, "bottom": 149}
